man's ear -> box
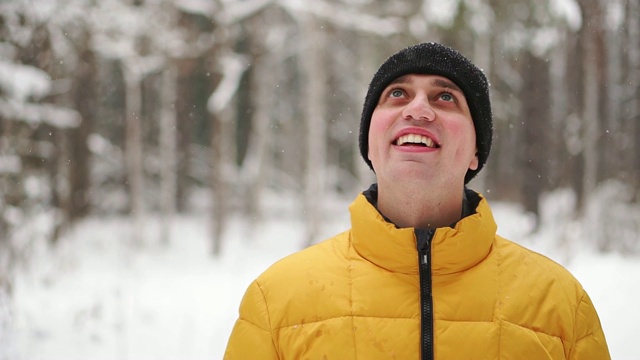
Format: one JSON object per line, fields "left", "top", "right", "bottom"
{"left": 469, "top": 150, "right": 479, "bottom": 171}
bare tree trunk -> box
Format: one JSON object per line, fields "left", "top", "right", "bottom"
{"left": 301, "top": 16, "right": 328, "bottom": 248}
{"left": 159, "top": 64, "right": 177, "bottom": 245}
{"left": 208, "top": 49, "right": 238, "bottom": 256}
{"left": 563, "top": 28, "right": 587, "bottom": 209}
{"left": 584, "top": 0, "right": 607, "bottom": 194}
{"left": 0, "top": 114, "right": 15, "bottom": 296}
{"left": 69, "top": 36, "right": 96, "bottom": 222}
{"left": 602, "top": 9, "right": 622, "bottom": 181}
{"left": 123, "top": 63, "right": 146, "bottom": 246}
{"left": 210, "top": 108, "right": 229, "bottom": 256}
{"left": 51, "top": 129, "right": 70, "bottom": 243}
{"left": 175, "top": 58, "right": 197, "bottom": 212}
{"left": 582, "top": 34, "right": 600, "bottom": 246}
{"left": 549, "top": 31, "right": 570, "bottom": 189}
{"left": 626, "top": 0, "right": 640, "bottom": 198}
{"left": 520, "top": 50, "right": 550, "bottom": 228}
{"left": 578, "top": 0, "right": 606, "bottom": 249}
{"left": 240, "top": 51, "right": 273, "bottom": 223}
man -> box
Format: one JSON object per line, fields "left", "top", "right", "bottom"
{"left": 224, "top": 43, "right": 610, "bottom": 359}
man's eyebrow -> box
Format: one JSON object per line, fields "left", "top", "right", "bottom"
{"left": 386, "top": 76, "right": 463, "bottom": 93}
{"left": 432, "top": 78, "right": 462, "bottom": 93}
{"left": 387, "top": 75, "right": 412, "bottom": 86}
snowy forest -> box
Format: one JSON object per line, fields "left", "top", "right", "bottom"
{"left": 1, "top": 0, "right": 640, "bottom": 358}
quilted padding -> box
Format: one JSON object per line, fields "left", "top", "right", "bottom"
{"left": 225, "top": 192, "right": 610, "bottom": 359}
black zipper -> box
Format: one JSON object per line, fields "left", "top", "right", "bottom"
{"left": 416, "top": 228, "right": 435, "bottom": 360}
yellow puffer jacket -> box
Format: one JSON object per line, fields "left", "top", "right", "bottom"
{"left": 225, "top": 190, "right": 610, "bottom": 359}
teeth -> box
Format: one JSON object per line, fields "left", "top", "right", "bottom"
{"left": 396, "top": 134, "right": 436, "bottom": 147}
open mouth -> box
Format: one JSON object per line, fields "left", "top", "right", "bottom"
{"left": 394, "top": 134, "right": 439, "bottom": 148}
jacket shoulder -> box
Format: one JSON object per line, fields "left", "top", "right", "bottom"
{"left": 258, "top": 230, "right": 350, "bottom": 283}
{"left": 495, "top": 236, "right": 581, "bottom": 288}
{"left": 496, "top": 236, "right": 584, "bottom": 296}
{"left": 494, "top": 237, "right": 589, "bottom": 338}
{"left": 251, "top": 230, "right": 353, "bottom": 329}
{"left": 494, "top": 237, "right": 609, "bottom": 356}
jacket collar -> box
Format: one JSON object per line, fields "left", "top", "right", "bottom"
{"left": 349, "top": 184, "right": 497, "bottom": 276}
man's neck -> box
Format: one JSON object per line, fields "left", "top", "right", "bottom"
{"left": 376, "top": 181, "right": 465, "bottom": 229}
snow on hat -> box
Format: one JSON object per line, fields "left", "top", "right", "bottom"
{"left": 359, "top": 42, "right": 493, "bottom": 184}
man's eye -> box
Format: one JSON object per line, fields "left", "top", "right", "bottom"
{"left": 440, "top": 93, "right": 454, "bottom": 102}
{"left": 390, "top": 89, "right": 404, "bottom": 98}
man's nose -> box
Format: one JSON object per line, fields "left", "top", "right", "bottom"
{"left": 402, "top": 96, "right": 435, "bottom": 121}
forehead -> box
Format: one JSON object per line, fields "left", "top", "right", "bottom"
{"left": 387, "top": 74, "right": 463, "bottom": 94}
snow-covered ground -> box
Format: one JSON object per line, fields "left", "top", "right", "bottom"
{"left": 2, "top": 190, "right": 639, "bottom": 360}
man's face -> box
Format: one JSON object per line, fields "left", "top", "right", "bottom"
{"left": 367, "top": 74, "right": 479, "bottom": 188}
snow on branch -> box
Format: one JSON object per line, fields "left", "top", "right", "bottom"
{"left": 221, "top": 0, "right": 272, "bottom": 24}
{"left": 0, "top": 61, "right": 51, "bottom": 102}
{"left": 0, "top": 155, "right": 21, "bottom": 175}
{"left": 278, "top": 0, "right": 404, "bottom": 36}
{"left": 551, "top": 0, "right": 582, "bottom": 31}
{"left": 207, "top": 52, "right": 248, "bottom": 114}
{"left": 0, "top": 98, "right": 81, "bottom": 129}
{"left": 175, "top": 0, "right": 272, "bottom": 25}
{"left": 174, "top": 0, "right": 219, "bottom": 17}
{"left": 122, "top": 55, "right": 165, "bottom": 82}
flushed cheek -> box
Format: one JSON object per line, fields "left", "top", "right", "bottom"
{"left": 369, "top": 109, "right": 396, "bottom": 135}
{"left": 449, "top": 124, "right": 477, "bottom": 161}
{"left": 368, "top": 110, "right": 395, "bottom": 156}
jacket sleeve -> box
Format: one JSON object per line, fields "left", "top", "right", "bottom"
{"left": 224, "top": 280, "right": 279, "bottom": 360}
{"left": 568, "top": 291, "right": 610, "bottom": 360}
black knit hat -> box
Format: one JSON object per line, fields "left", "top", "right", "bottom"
{"left": 359, "top": 42, "right": 493, "bottom": 184}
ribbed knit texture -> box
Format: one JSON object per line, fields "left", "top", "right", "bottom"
{"left": 359, "top": 42, "right": 493, "bottom": 184}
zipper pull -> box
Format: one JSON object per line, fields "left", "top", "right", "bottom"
{"left": 416, "top": 228, "right": 434, "bottom": 266}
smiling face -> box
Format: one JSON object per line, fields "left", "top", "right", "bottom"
{"left": 368, "top": 74, "right": 479, "bottom": 191}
